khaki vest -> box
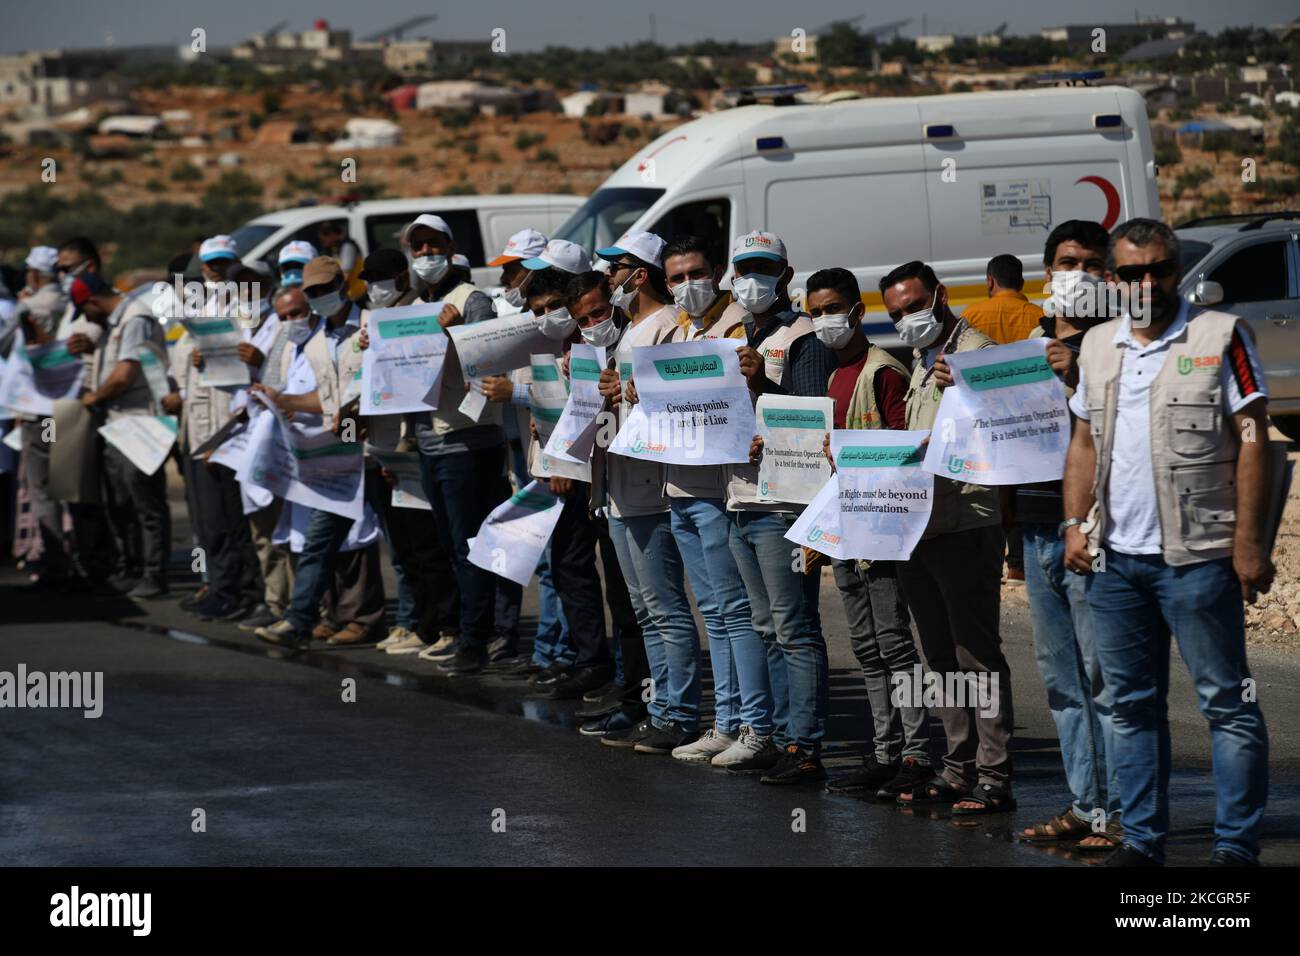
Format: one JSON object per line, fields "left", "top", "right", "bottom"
{"left": 278, "top": 322, "right": 342, "bottom": 432}
{"left": 832, "top": 344, "right": 910, "bottom": 430}
{"left": 428, "top": 282, "right": 504, "bottom": 438}
{"left": 904, "top": 319, "right": 1001, "bottom": 538}
{"left": 1080, "top": 310, "right": 1246, "bottom": 567}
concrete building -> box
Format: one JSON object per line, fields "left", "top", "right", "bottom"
{"left": 0, "top": 50, "right": 136, "bottom": 119}
{"left": 916, "top": 35, "right": 956, "bottom": 54}
{"left": 1041, "top": 17, "right": 1195, "bottom": 44}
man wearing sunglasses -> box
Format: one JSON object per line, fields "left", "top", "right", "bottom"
{"left": 1063, "top": 217, "right": 1273, "bottom": 867}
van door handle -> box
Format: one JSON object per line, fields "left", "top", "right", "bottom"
{"left": 1268, "top": 314, "right": 1292, "bottom": 325}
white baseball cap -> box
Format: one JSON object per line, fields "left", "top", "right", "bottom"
{"left": 278, "top": 240, "right": 317, "bottom": 267}
{"left": 401, "top": 213, "right": 454, "bottom": 244}
{"left": 489, "top": 228, "right": 548, "bottom": 267}
{"left": 199, "top": 235, "right": 239, "bottom": 262}
{"left": 731, "top": 230, "right": 787, "bottom": 264}
{"left": 597, "top": 230, "right": 666, "bottom": 270}
{"left": 522, "top": 239, "right": 590, "bottom": 274}
{"left": 25, "top": 245, "right": 59, "bottom": 274}
{"left": 451, "top": 253, "right": 471, "bottom": 269}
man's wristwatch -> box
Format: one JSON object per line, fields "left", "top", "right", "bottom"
{"left": 1058, "top": 517, "right": 1086, "bottom": 539}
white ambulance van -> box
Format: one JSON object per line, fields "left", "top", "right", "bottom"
{"left": 553, "top": 86, "right": 1159, "bottom": 348}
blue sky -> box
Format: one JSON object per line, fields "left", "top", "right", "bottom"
{"left": 3, "top": 0, "right": 1296, "bottom": 55}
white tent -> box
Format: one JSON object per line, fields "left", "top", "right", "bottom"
{"left": 329, "top": 117, "right": 402, "bottom": 150}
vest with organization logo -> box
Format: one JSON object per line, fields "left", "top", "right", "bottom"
{"left": 725, "top": 311, "right": 815, "bottom": 511}
{"left": 833, "top": 344, "right": 911, "bottom": 430}
{"left": 1080, "top": 309, "right": 1246, "bottom": 567}
{"left": 904, "top": 319, "right": 1001, "bottom": 538}
{"left": 278, "top": 322, "right": 342, "bottom": 432}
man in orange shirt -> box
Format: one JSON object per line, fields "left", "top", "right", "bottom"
{"left": 961, "top": 254, "right": 1045, "bottom": 345}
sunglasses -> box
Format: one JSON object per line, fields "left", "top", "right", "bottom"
{"left": 1114, "top": 258, "right": 1178, "bottom": 283}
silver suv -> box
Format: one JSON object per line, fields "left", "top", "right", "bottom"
{"left": 1178, "top": 213, "right": 1300, "bottom": 440}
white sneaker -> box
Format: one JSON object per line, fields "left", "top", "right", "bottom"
{"left": 385, "top": 631, "right": 428, "bottom": 655}
{"left": 672, "top": 726, "right": 737, "bottom": 763}
{"left": 711, "top": 724, "right": 782, "bottom": 773}
{"left": 377, "top": 626, "right": 414, "bottom": 651}
{"left": 416, "top": 633, "right": 457, "bottom": 661}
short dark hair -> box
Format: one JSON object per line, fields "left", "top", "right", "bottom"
{"left": 1043, "top": 219, "right": 1110, "bottom": 267}
{"left": 806, "top": 267, "right": 861, "bottom": 307}
{"left": 526, "top": 266, "right": 570, "bottom": 301}
{"left": 879, "top": 260, "right": 939, "bottom": 295}
{"left": 564, "top": 270, "right": 609, "bottom": 308}
{"left": 1108, "top": 218, "right": 1181, "bottom": 273}
{"left": 612, "top": 255, "right": 670, "bottom": 300}
{"left": 59, "top": 236, "right": 100, "bottom": 269}
{"left": 986, "top": 254, "right": 1024, "bottom": 291}
{"left": 662, "top": 235, "right": 715, "bottom": 271}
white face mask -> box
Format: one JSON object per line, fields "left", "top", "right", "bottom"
{"left": 608, "top": 272, "right": 638, "bottom": 312}
{"left": 896, "top": 296, "right": 944, "bottom": 350}
{"left": 412, "top": 255, "right": 449, "bottom": 285}
{"left": 59, "top": 261, "right": 88, "bottom": 294}
{"left": 537, "top": 306, "right": 577, "bottom": 341}
{"left": 812, "top": 311, "right": 856, "bottom": 350}
{"left": 581, "top": 316, "right": 621, "bottom": 349}
{"left": 672, "top": 278, "right": 717, "bottom": 321}
{"left": 307, "top": 290, "right": 344, "bottom": 317}
{"left": 501, "top": 284, "right": 526, "bottom": 309}
{"left": 1047, "top": 269, "right": 1106, "bottom": 320}
{"left": 732, "top": 273, "right": 780, "bottom": 314}
{"left": 285, "top": 319, "right": 314, "bottom": 344}
{"left": 368, "top": 279, "right": 401, "bottom": 308}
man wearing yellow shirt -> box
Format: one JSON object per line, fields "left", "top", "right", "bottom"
{"left": 961, "top": 254, "right": 1045, "bottom": 345}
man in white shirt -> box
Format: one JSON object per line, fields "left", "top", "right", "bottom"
{"left": 1063, "top": 218, "right": 1273, "bottom": 867}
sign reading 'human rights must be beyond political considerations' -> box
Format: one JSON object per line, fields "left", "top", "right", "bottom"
{"left": 787, "top": 430, "right": 933, "bottom": 561}
{"left": 360, "top": 303, "right": 447, "bottom": 416}
{"left": 468, "top": 481, "right": 565, "bottom": 587}
{"left": 610, "top": 339, "right": 755, "bottom": 466}
{"left": 756, "top": 395, "right": 834, "bottom": 505}
{"left": 922, "top": 338, "right": 1069, "bottom": 486}
{"left": 447, "top": 313, "right": 562, "bottom": 380}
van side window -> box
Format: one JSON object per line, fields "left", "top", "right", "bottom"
{"left": 651, "top": 199, "right": 730, "bottom": 268}
{"left": 365, "top": 211, "right": 486, "bottom": 267}
{"left": 1208, "top": 241, "right": 1289, "bottom": 303}
{"left": 296, "top": 218, "right": 347, "bottom": 249}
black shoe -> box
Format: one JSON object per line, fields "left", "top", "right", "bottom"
{"left": 760, "top": 745, "right": 828, "bottom": 785}
{"left": 179, "top": 585, "right": 209, "bottom": 610}
{"left": 111, "top": 573, "right": 141, "bottom": 594}
{"left": 826, "top": 756, "right": 900, "bottom": 795}
{"left": 255, "top": 626, "right": 310, "bottom": 651}
{"left": 220, "top": 602, "right": 257, "bottom": 623}
{"left": 576, "top": 692, "right": 624, "bottom": 719}
{"left": 529, "top": 663, "right": 570, "bottom": 687}
{"left": 547, "top": 666, "right": 615, "bottom": 700}
{"left": 193, "top": 597, "right": 237, "bottom": 620}
{"left": 500, "top": 658, "right": 543, "bottom": 679}
{"left": 128, "top": 578, "right": 169, "bottom": 600}
{"left": 633, "top": 721, "right": 698, "bottom": 755}
{"left": 579, "top": 709, "right": 640, "bottom": 737}
{"left": 1208, "top": 850, "right": 1258, "bottom": 867}
{"left": 486, "top": 636, "right": 517, "bottom": 663}
{"left": 436, "top": 648, "right": 488, "bottom": 676}
{"left": 874, "top": 756, "right": 935, "bottom": 800}
{"left": 582, "top": 679, "right": 623, "bottom": 703}
{"left": 1105, "top": 845, "right": 1161, "bottom": 867}
{"left": 601, "top": 718, "right": 658, "bottom": 749}
{"left": 237, "top": 605, "right": 279, "bottom": 631}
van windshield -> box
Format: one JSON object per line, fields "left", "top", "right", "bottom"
{"left": 230, "top": 224, "right": 279, "bottom": 256}
{"left": 553, "top": 187, "right": 665, "bottom": 257}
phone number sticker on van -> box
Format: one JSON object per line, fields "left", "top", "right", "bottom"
{"left": 980, "top": 179, "right": 1052, "bottom": 235}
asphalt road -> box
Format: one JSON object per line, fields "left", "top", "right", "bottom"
{"left": 3, "top": 552, "right": 1298, "bottom": 867}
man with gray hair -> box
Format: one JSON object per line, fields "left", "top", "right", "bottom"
{"left": 1064, "top": 217, "right": 1272, "bottom": 866}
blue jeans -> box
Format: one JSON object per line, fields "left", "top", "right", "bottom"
{"left": 285, "top": 507, "right": 354, "bottom": 638}
{"left": 671, "top": 497, "right": 772, "bottom": 735}
{"left": 531, "top": 542, "right": 574, "bottom": 667}
{"left": 1023, "top": 523, "right": 1119, "bottom": 822}
{"left": 1086, "top": 552, "right": 1268, "bottom": 864}
{"left": 418, "top": 445, "right": 510, "bottom": 653}
{"left": 727, "top": 510, "right": 826, "bottom": 751}
{"left": 621, "top": 511, "right": 700, "bottom": 728}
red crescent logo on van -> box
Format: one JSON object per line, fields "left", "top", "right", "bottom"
{"left": 637, "top": 135, "right": 688, "bottom": 173}
{"left": 1076, "top": 176, "right": 1121, "bottom": 230}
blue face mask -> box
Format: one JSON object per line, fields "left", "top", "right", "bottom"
{"left": 281, "top": 268, "right": 304, "bottom": 288}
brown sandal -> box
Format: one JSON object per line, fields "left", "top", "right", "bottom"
{"left": 1076, "top": 819, "right": 1124, "bottom": 852}
{"left": 1021, "top": 807, "right": 1093, "bottom": 843}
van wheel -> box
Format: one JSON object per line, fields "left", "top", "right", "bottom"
{"left": 1273, "top": 416, "right": 1300, "bottom": 443}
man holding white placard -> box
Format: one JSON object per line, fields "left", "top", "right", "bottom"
{"left": 882, "top": 261, "right": 1015, "bottom": 816}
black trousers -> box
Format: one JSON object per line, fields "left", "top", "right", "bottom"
{"left": 103, "top": 443, "right": 170, "bottom": 583}
{"left": 186, "top": 457, "right": 257, "bottom": 606}
{"left": 548, "top": 487, "right": 611, "bottom": 669}
{"left": 589, "top": 514, "right": 648, "bottom": 711}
